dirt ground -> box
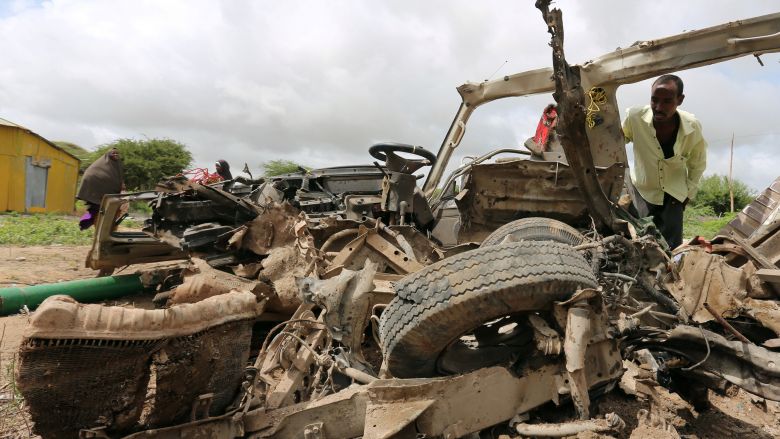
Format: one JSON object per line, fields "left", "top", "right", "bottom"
{"left": 1, "top": 245, "right": 780, "bottom": 438}
{"left": 1, "top": 245, "right": 103, "bottom": 376}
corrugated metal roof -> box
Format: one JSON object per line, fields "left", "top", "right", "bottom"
{"left": 0, "top": 117, "right": 27, "bottom": 128}
{"left": 0, "top": 117, "right": 81, "bottom": 162}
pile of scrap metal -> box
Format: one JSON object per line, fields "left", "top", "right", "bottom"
{"left": 669, "top": 177, "right": 780, "bottom": 342}
{"left": 18, "top": 141, "right": 457, "bottom": 439}
{"left": 14, "top": 4, "right": 780, "bottom": 438}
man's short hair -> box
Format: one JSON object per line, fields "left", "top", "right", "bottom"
{"left": 653, "top": 74, "right": 684, "bottom": 96}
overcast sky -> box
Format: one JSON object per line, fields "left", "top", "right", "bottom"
{"left": 1, "top": 0, "right": 778, "bottom": 191}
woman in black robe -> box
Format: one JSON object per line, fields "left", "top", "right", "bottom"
{"left": 76, "top": 148, "right": 123, "bottom": 230}
{"left": 215, "top": 159, "right": 233, "bottom": 191}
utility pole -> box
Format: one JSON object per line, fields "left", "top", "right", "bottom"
{"left": 729, "top": 133, "right": 735, "bottom": 213}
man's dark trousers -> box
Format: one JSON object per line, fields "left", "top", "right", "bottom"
{"left": 645, "top": 193, "right": 685, "bottom": 249}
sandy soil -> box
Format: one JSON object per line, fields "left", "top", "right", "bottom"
{"left": 1, "top": 245, "right": 779, "bottom": 438}
{"left": 0, "top": 245, "right": 98, "bottom": 286}
{"left": 1, "top": 245, "right": 100, "bottom": 376}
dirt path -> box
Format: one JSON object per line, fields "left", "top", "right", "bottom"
{"left": 0, "top": 245, "right": 99, "bottom": 286}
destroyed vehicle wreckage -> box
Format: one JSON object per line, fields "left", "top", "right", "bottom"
{"left": 15, "top": 5, "right": 780, "bottom": 438}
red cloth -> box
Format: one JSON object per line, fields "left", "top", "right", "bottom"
{"left": 183, "top": 168, "right": 222, "bottom": 184}
{"left": 531, "top": 104, "right": 558, "bottom": 151}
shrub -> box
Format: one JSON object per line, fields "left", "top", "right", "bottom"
{"left": 691, "top": 175, "right": 754, "bottom": 216}
{"left": 261, "top": 160, "right": 308, "bottom": 177}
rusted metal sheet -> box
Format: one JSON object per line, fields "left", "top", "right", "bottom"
{"left": 323, "top": 226, "right": 425, "bottom": 277}
{"left": 664, "top": 325, "right": 780, "bottom": 401}
{"left": 117, "top": 412, "right": 245, "bottom": 439}
{"left": 563, "top": 305, "right": 593, "bottom": 419}
{"left": 757, "top": 268, "right": 780, "bottom": 286}
{"left": 245, "top": 357, "right": 621, "bottom": 439}
{"left": 241, "top": 202, "right": 303, "bottom": 255}
{"left": 720, "top": 177, "right": 780, "bottom": 241}
{"left": 667, "top": 248, "right": 747, "bottom": 322}
{"left": 86, "top": 192, "right": 187, "bottom": 271}
{"left": 299, "top": 261, "right": 377, "bottom": 355}
{"left": 169, "top": 258, "right": 272, "bottom": 305}
{"left": 455, "top": 160, "right": 624, "bottom": 241}
{"left": 718, "top": 176, "right": 780, "bottom": 266}
{"left": 743, "top": 297, "right": 780, "bottom": 336}
{"left": 363, "top": 399, "right": 434, "bottom": 439}
{"left": 245, "top": 387, "right": 368, "bottom": 438}
{"left": 670, "top": 246, "right": 780, "bottom": 337}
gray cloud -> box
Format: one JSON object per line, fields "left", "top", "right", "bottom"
{"left": 1, "top": 0, "right": 778, "bottom": 190}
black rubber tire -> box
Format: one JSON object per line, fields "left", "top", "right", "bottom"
{"left": 379, "top": 241, "right": 597, "bottom": 378}
{"left": 480, "top": 217, "right": 586, "bottom": 247}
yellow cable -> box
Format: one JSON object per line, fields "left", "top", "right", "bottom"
{"left": 586, "top": 87, "right": 607, "bottom": 128}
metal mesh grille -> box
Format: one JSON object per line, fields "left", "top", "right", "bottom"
{"left": 17, "top": 320, "right": 253, "bottom": 438}
{"left": 147, "top": 320, "right": 252, "bottom": 427}
{"left": 17, "top": 340, "right": 153, "bottom": 439}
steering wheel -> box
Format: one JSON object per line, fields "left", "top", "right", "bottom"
{"left": 369, "top": 143, "right": 437, "bottom": 172}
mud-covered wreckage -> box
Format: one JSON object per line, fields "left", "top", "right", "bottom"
{"left": 15, "top": 4, "right": 780, "bottom": 438}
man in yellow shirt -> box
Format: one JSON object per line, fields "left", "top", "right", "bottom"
{"left": 623, "top": 75, "right": 707, "bottom": 249}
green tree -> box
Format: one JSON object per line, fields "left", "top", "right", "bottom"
{"left": 261, "top": 159, "right": 308, "bottom": 176}
{"left": 691, "top": 174, "right": 754, "bottom": 216}
{"left": 84, "top": 138, "right": 193, "bottom": 190}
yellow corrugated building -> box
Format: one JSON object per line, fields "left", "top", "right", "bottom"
{"left": 0, "top": 118, "right": 80, "bottom": 213}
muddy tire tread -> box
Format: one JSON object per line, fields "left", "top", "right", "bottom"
{"left": 480, "top": 217, "right": 586, "bottom": 247}
{"left": 379, "top": 241, "right": 596, "bottom": 378}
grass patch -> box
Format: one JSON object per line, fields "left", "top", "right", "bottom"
{"left": 0, "top": 212, "right": 144, "bottom": 246}
{"left": 0, "top": 212, "right": 94, "bottom": 245}
{"left": 129, "top": 200, "right": 152, "bottom": 215}
{"left": 683, "top": 204, "right": 737, "bottom": 239}
{"left": 76, "top": 199, "right": 152, "bottom": 218}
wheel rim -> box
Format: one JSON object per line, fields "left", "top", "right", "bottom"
{"left": 435, "top": 314, "right": 534, "bottom": 375}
